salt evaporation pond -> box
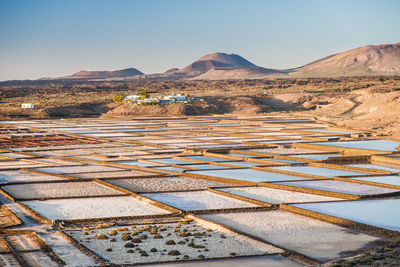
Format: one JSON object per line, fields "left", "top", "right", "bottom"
{"left": 22, "top": 196, "right": 171, "bottom": 220}
{"left": 143, "top": 190, "right": 259, "bottom": 211}
{"left": 347, "top": 164, "right": 400, "bottom": 173}
{"left": 218, "top": 186, "right": 340, "bottom": 204}
{"left": 291, "top": 198, "right": 400, "bottom": 232}
{"left": 182, "top": 156, "right": 230, "bottom": 162}
{"left": 201, "top": 211, "right": 381, "bottom": 262}
{"left": 349, "top": 175, "right": 400, "bottom": 187}
{"left": 291, "top": 154, "right": 340, "bottom": 160}
{"left": 275, "top": 180, "right": 399, "bottom": 196}
{"left": 268, "top": 166, "right": 369, "bottom": 177}
{"left": 311, "top": 140, "right": 400, "bottom": 152}
{"left": 187, "top": 169, "right": 310, "bottom": 182}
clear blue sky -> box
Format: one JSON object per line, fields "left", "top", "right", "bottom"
{"left": 0, "top": 0, "right": 399, "bottom": 80}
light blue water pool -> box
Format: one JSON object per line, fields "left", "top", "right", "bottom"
{"left": 291, "top": 154, "right": 340, "bottom": 160}
{"left": 268, "top": 166, "right": 368, "bottom": 177}
{"left": 291, "top": 199, "right": 400, "bottom": 232}
{"left": 187, "top": 169, "right": 310, "bottom": 182}
{"left": 347, "top": 164, "right": 400, "bottom": 173}
{"left": 350, "top": 175, "right": 400, "bottom": 187}
{"left": 311, "top": 140, "right": 400, "bottom": 152}
{"left": 182, "top": 156, "right": 230, "bottom": 162}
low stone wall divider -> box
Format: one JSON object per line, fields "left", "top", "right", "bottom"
{"left": 207, "top": 188, "right": 272, "bottom": 207}
{"left": 251, "top": 166, "right": 331, "bottom": 180}
{"left": 257, "top": 181, "right": 359, "bottom": 200}
{"left": 309, "top": 162, "right": 391, "bottom": 175}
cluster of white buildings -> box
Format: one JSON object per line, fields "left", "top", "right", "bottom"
{"left": 124, "top": 94, "right": 190, "bottom": 105}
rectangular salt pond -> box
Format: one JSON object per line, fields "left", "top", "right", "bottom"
{"left": 275, "top": 180, "right": 399, "bottom": 196}
{"left": 0, "top": 170, "right": 65, "bottom": 184}
{"left": 2, "top": 181, "right": 125, "bottom": 200}
{"left": 113, "top": 161, "right": 162, "bottom": 168}
{"left": 187, "top": 169, "right": 310, "bottom": 182}
{"left": 268, "top": 166, "right": 369, "bottom": 177}
{"left": 201, "top": 211, "right": 380, "bottom": 262}
{"left": 146, "top": 158, "right": 197, "bottom": 165}
{"left": 181, "top": 156, "right": 230, "bottom": 162}
{"left": 143, "top": 191, "right": 259, "bottom": 211}
{"left": 66, "top": 221, "right": 280, "bottom": 265}
{"left": 258, "top": 158, "right": 303, "bottom": 164}
{"left": 291, "top": 198, "right": 400, "bottom": 232}
{"left": 311, "top": 140, "right": 400, "bottom": 152}
{"left": 218, "top": 187, "right": 340, "bottom": 204}
{"left": 291, "top": 154, "right": 340, "bottom": 160}
{"left": 347, "top": 164, "right": 400, "bottom": 173}
{"left": 32, "top": 165, "right": 123, "bottom": 174}
{"left": 349, "top": 175, "right": 400, "bottom": 187}
{"left": 22, "top": 196, "right": 171, "bottom": 220}
{"left": 224, "top": 161, "right": 262, "bottom": 167}
{"left": 104, "top": 177, "right": 234, "bottom": 193}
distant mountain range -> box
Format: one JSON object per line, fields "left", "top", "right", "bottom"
{"left": 55, "top": 42, "right": 400, "bottom": 81}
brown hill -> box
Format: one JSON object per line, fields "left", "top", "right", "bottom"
{"left": 61, "top": 68, "right": 143, "bottom": 79}
{"left": 291, "top": 42, "right": 400, "bottom": 77}
{"left": 176, "top": 52, "right": 259, "bottom": 75}
{"left": 192, "top": 67, "right": 283, "bottom": 80}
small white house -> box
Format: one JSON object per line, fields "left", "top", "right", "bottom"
{"left": 125, "top": 95, "right": 141, "bottom": 102}
{"left": 21, "top": 103, "right": 34, "bottom": 109}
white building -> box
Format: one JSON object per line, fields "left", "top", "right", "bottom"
{"left": 125, "top": 95, "right": 141, "bottom": 102}
{"left": 21, "top": 103, "right": 34, "bottom": 109}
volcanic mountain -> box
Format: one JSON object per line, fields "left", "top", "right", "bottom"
{"left": 61, "top": 68, "right": 143, "bottom": 79}
{"left": 291, "top": 42, "right": 400, "bottom": 77}
{"left": 176, "top": 52, "right": 260, "bottom": 75}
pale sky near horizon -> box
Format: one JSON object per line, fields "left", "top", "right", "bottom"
{"left": 0, "top": 0, "right": 399, "bottom": 81}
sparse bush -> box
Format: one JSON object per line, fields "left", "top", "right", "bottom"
{"left": 165, "top": 240, "right": 176, "bottom": 245}
{"left": 121, "top": 233, "right": 132, "bottom": 241}
{"left": 153, "top": 233, "right": 163, "bottom": 239}
{"left": 113, "top": 95, "right": 124, "bottom": 103}
{"left": 168, "top": 250, "right": 180, "bottom": 256}
{"left": 94, "top": 234, "right": 108, "bottom": 240}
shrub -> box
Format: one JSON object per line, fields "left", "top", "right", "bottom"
{"left": 141, "top": 251, "right": 149, "bottom": 257}
{"left": 109, "top": 230, "right": 118, "bottom": 236}
{"left": 113, "top": 95, "right": 124, "bottom": 103}
{"left": 127, "top": 249, "right": 134, "bottom": 253}
{"left": 139, "top": 91, "right": 149, "bottom": 99}
{"left": 110, "top": 238, "right": 116, "bottom": 242}
{"left": 165, "top": 240, "right": 176, "bottom": 245}
{"left": 183, "top": 255, "right": 189, "bottom": 259}
{"left": 220, "top": 234, "right": 226, "bottom": 239}
{"left": 132, "top": 238, "right": 142, "bottom": 243}
{"left": 150, "top": 248, "right": 157, "bottom": 252}
{"left": 168, "top": 250, "right": 180, "bottom": 256}
{"left": 140, "top": 234, "right": 148, "bottom": 240}
{"left": 192, "top": 244, "right": 205, "bottom": 249}
{"left": 106, "top": 248, "right": 112, "bottom": 252}
{"left": 153, "top": 233, "right": 163, "bottom": 239}
{"left": 121, "top": 233, "right": 132, "bottom": 241}
{"left": 230, "top": 252, "right": 236, "bottom": 256}
{"left": 94, "top": 234, "right": 108, "bottom": 240}
{"left": 124, "top": 242, "right": 135, "bottom": 248}
{"left": 198, "top": 254, "right": 205, "bottom": 259}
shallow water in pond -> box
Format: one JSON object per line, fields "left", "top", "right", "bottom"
{"left": 268, "top": 166, "right": 369, "bottom": 177}
{"left": 349, "top": 175, "right": 400, "bottom": 187}
{"left": 291, "top": 154, "right": 340, "bottom": 160}
{"left": 291, "top": 199, "right": 400, "bottom": 232}
{"left": 311, "top": 140, "right": 400, "bottom": 152}
{"left": 347, "top": 164, "right": 400, "bottom": 173}
{"left": 182, "top": 156, "right": 230, "bottom": 162}
{"left": 113, "top": 161, "right": 160, "bottom": 167}
{"left": 187, "top": 169, "right": 310, "bottom": 182}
